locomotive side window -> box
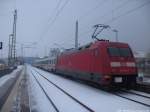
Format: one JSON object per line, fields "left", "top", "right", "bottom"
{"left": 108, "top": 47, "right": 120, "bottom": 56}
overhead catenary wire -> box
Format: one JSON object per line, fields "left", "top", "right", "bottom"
{"left": 106, "top": 0, "right": 150, "bottom": 24}
{"left": 65, "top": 0, "right": 110, "bottom": 41}
{"left": 65, "top": 0, "right": 133, "bottom": 44}
{"left": 47, "top": 0, "right": 62, "bottom": 23}
{"left": 39, "top": 0, "right": 70, "bottom": 41}
{"left": 79, "top": 0, "right": 150, "bottom": 38}
{"left": 79, "top": 0, "right": 134, "bottom": 37}
{"left": 38, "top": 0, "right": 62, "bottom": 41}
{"left": 78, "top": 0, "right": 110, "bottom": 21}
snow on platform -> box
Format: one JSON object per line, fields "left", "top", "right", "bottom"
{"left": 27, "top": 65, "right": 150, "bottom": 112}
{"left": 0, "top": 66, "right": 23, "bottom": 87}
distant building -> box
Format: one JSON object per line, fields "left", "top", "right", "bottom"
{"left": 134, "top": 51, "right": 150, "bottom": 75}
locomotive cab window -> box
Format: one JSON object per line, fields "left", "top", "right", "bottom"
{"left": 119, "top": 48, "right": 132, "bottom": 57}
{"left": 108, "top": 47, "right": 132, "bottom": 57}
{"left": 108, "top": 47, "right": 120, "bottom": 56}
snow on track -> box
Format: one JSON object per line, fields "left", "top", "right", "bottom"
{"left": 129, "top": 90, "right": 150, "bottom": 98}
{"left": 120, "top": 89, "right": 150, "bottom": 101}
{"left": 113, "top": 91, "right": 150, "bottom": 107}
{"left": 28, "top": 65, "right": 150, "bottom": 112}
{"left": 30, "top": 68, "right": 92, "bottom": 112}
{"left": 27, "top": 66, "right": 57, "bottom": 112}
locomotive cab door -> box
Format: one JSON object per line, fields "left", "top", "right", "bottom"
{"left": 90, "top": 48, "right": 100, "bottom": 82}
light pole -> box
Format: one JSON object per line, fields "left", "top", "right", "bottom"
{"left": 8, "top": 34, "right": 14, "bottom": 66}
{"left": 112, "top": 29, "right": 118, "bottom": 42}
{"left": 75, "top": 20, "right": 78, "bottom": 49}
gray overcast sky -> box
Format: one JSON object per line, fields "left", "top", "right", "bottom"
{"left": 0, "top": 0, "right": 150, "bottom": 57}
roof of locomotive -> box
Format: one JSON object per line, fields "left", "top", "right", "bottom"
{"left": 60, "top": 40, "right": 130, "bottom": 56}
{"left": 93, "top": 40, "right": 129, "bottom": 47}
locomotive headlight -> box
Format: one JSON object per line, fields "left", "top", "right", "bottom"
{"left": 126, "top": 62, "right": 136, "bottom": 67}
{"left": 110, "top": 62, "right": 121, "bottom": 67}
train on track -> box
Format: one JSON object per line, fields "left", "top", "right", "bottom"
{"left": 34, "top": 40, "right": 138, "bottom": 88}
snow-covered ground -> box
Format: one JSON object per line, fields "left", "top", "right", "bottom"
{"left": 0, "top": 66, "right": 23, "bottom": 87}
{"left": 30, "top": 69, "right": 90, "bottom": 112}
{"left": 129, "top": 90, "right": 150, "bottom": 98}
{"left": 143, "top": 77, "right": 150, "bottom": 83}
{"left": 27, "top": 68, "right": 58, "bottom": 112}
{"left": 27, "top": 65, "right": 150, "bottom": 112}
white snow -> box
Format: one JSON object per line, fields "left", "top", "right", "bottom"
{"left": 129, "top": 90, "right": 150, "bottom": 98}
{"left": 27, "top": 66, "right": 57, "bottom": 112}
{"left": 31, "top": 69, "right": 90, "bottom": 112}
{"left": 0, "top": 66, "right": 23, "bottom": 87}
{"left": 143, "top": 77, "right": 150, "bottom": 83}
{"left": 116, "top": 92, "right": 150, "bottom": 105}
{"left": 27, "top": 65, "right": 150, "bottom": 112}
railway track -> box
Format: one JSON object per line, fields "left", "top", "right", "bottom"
{"left": 30, "top": 68, "right": 95, "bottom": 112}
{"left": 30, "top": 70, "right": 59, "bottom": 112}
{"left": 33, "top": 66, "right": 150, "bottom": 108}
{"left": 113, "top": 89, "right": 150, "bottom": 107}
{"left": 135, "top": 83, "right": 150, "bottom": 94}
{"left": 120, "top": 89, "right": 150, "bottom": 99}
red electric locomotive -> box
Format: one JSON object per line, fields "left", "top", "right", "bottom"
{"left": 55, "top": 40, "right": 137, "bottom": 87}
